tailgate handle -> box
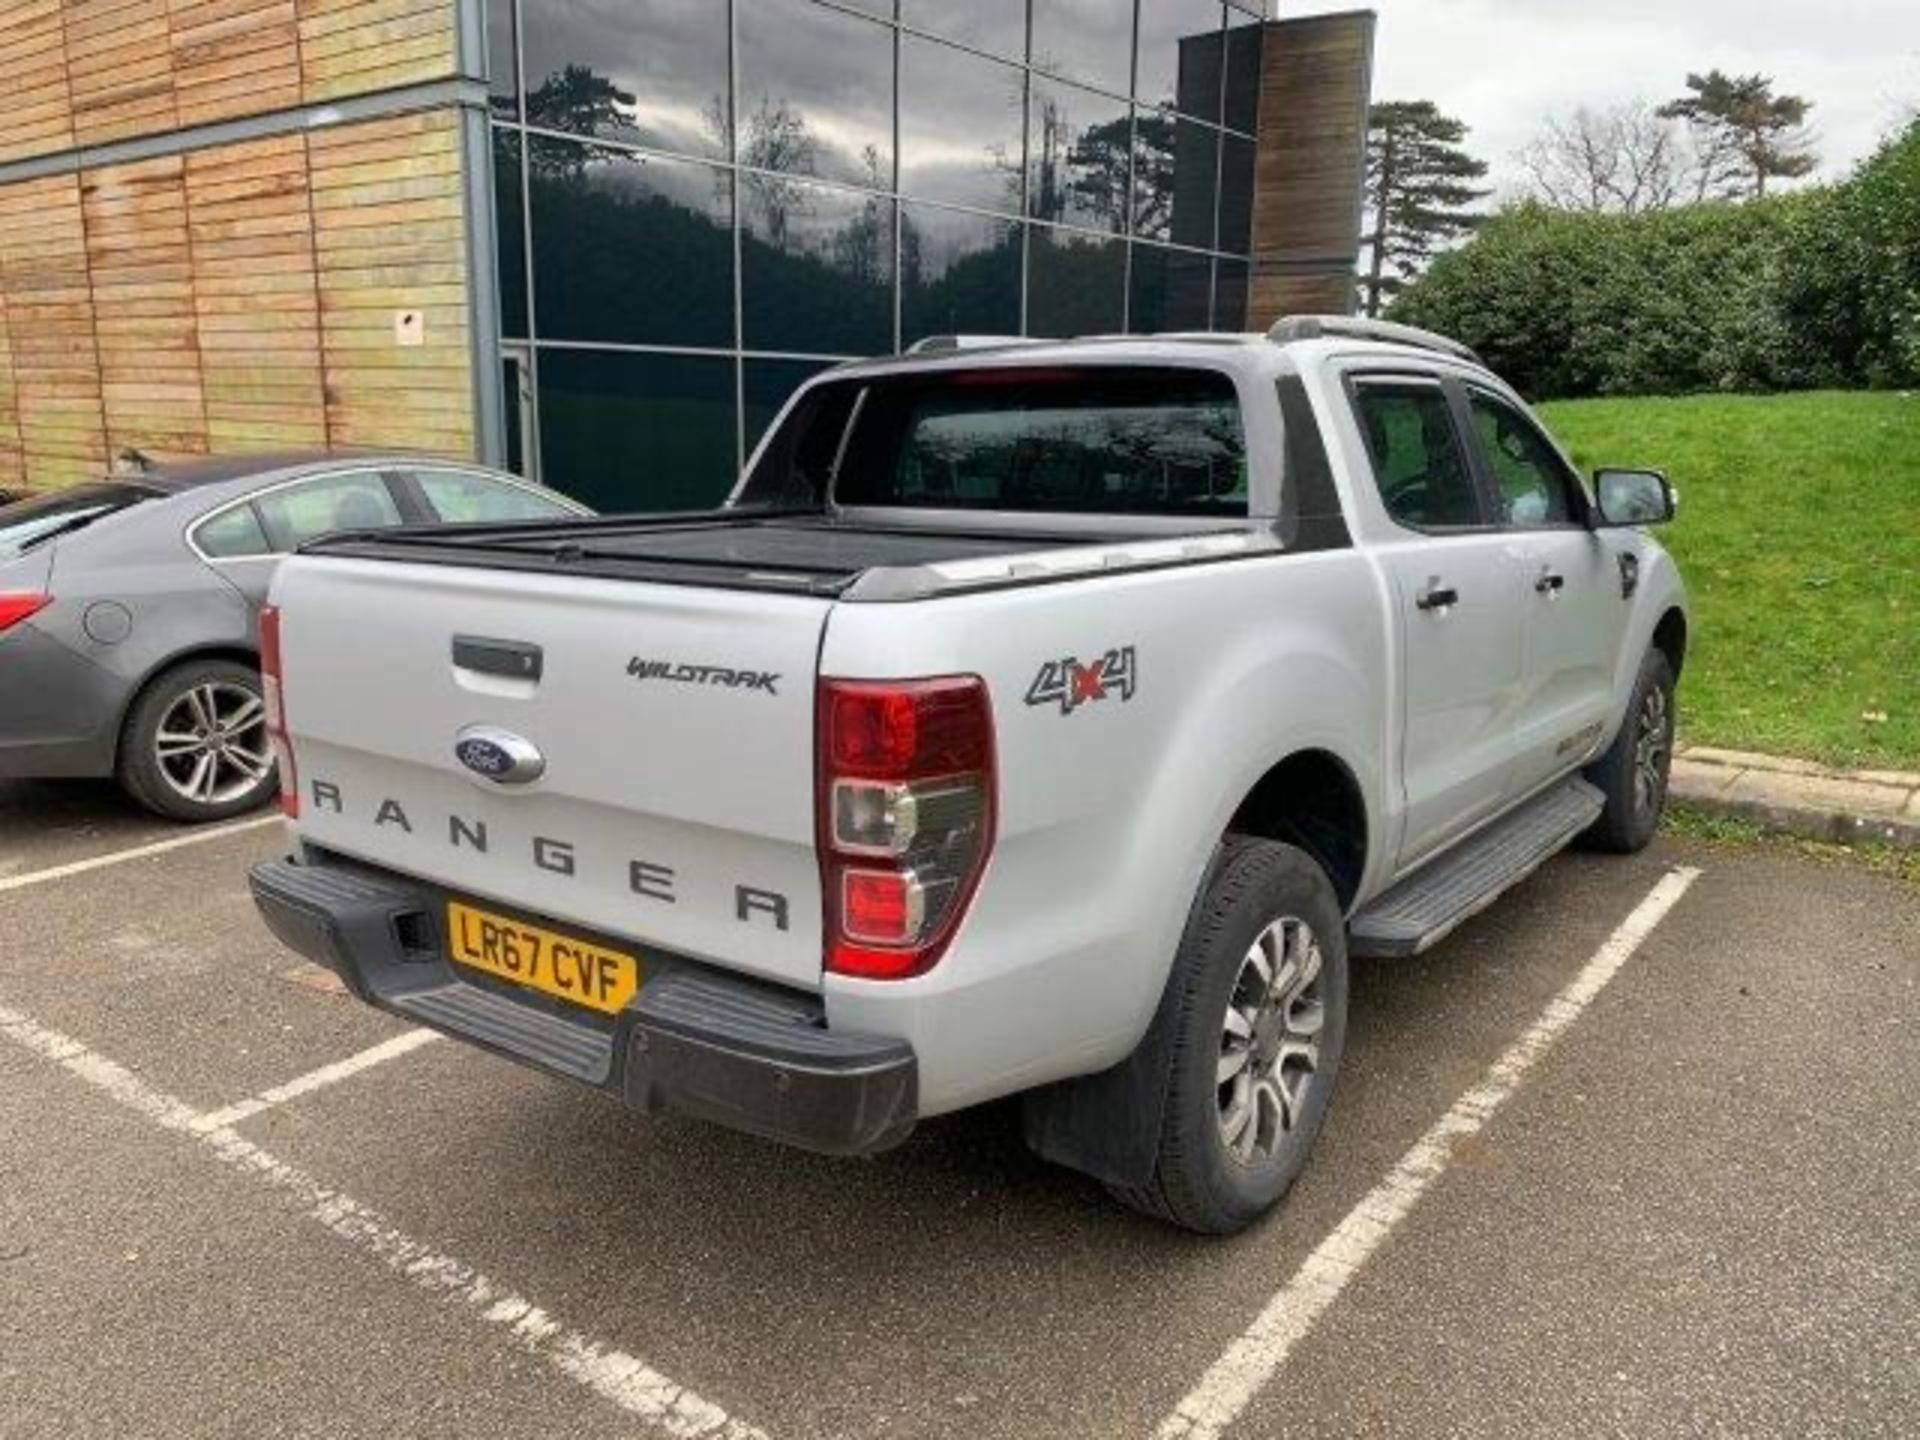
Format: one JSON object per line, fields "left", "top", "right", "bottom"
{"left": 453, "top": 635, "right": 543, "bottom": 681}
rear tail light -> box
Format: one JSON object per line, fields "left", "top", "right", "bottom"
{"left": 259, "top": 603, "right": 298, "bottom": 818}
{"left": 817, "top": 676, "right": 994, "bottom": 980}
{"left": 0, "top": 592, "right": 50, "bottom": 633}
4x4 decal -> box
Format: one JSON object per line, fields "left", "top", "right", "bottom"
{"left": 1025, "top": 647, "right": 1138, "bottom": 715}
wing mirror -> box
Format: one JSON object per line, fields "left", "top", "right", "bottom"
{"left": 1592, "top": 468, "right": 1677, "bottom": 528}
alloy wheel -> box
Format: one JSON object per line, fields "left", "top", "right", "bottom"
{"left": 1633, "top": 683, "right": 1672, "bottom": 817}
{"left": 154, "top": 680, "right": 271, "bottom": 808}
{"left": 1216, "top": 915, "right": 1326, "bottom": 1165}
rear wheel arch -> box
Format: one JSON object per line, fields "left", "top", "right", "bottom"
{"left": 1226, "top": 748, "right": 1369, "bottom": 911}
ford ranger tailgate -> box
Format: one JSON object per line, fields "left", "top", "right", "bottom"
{"left": 271, "top": 555, "right": 830, "bottom": 990}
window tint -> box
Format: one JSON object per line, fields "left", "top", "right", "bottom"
{"left": 410, "top": 470, "right": 581, "bottom": 524}
{"left": 1351, "top": 382, "right": 1482, "bottom": 528}
{"left": 253, "top": 473, "right": 402, "bottom": 551}
{"left": 1469, "top": 393, "right": 1577, "bottom": 527}
{"left": 835, "top": 368, "right": 1249, "bottom": 517}
{"left": 194, "top": 504, "right": 271, "bottom": 558}
{"left": 0, "top": 484, "right": 152, "bottom": 559}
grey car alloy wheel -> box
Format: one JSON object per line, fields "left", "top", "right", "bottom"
{"left": 1216, "top": 915, "right": 1326, "bottom": 1165}
{"left": 153, "top": 679, "right": 271, "bottom": 807}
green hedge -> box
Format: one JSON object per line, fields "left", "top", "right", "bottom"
{"left": 1392, "top": 122, "right": 1920, "bottom": 399}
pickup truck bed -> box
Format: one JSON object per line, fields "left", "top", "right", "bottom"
{"left": 306, "top": 507, "right": 1277, "bottom": 602}
{"left": 306, "top": 510, "right": 1231, "bottom": 599}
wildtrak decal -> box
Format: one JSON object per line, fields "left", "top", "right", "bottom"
{"left": 626, "top": 658, "right": 781, "bottom": 696}
{"left": 1025, "top": 646, "right": 1138, "bottom": 715}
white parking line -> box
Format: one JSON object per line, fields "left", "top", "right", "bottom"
{"left": 192, "top": 1028, "right": 443, "bottom": 1133}
{"left": 0, "top": 814, "right": 280, "bottom": 895}
{"left": 0, "top": 1002, "right": 767, "bottom": 1440}
{"left": 1156, "top": 865, "right": 1702, "bottom": 1440}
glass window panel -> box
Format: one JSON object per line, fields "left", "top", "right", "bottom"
{"left": 737, "top": 0, "right": 895, "bottom": 190}
{"left": 1136, "top": 1, "right": 1224, "bottom": 121}
{"left": 741, "top": 176, "right": 896, "bottom": 355}
{"left": 899, "top": 36, "right": 1025, "bottom": 213}
{"left": 744, "top": 358, "right": 838, "bottom": 456}
{"left": 408, "top": 469, "right": 584, "bottom": 523}
{"left": 494, "top": 127, "right": 528, "bottom": 338}
{"left": 1212, "top": 256, "right": 1248, "bottom": 331}
{"left": 1132, "top": 110, "right": 1217, "bottom": 248}
{"left": 834, "top": 367, "right": 1249, "bottom": 517}
{"left": 254, "top": 473, "right": 402, "bottom": 551}
{"left": 1351, "top": 382, "right": 1483, "bottom": 529}
{"left": 900, "top": 203, "right": 1022, "bottom": 343}
{"left": 194, "top": 504, "right": 271, "bottom": 559}
{"left": 1025, "top": 225, "right": 1126, "bottom": 337}
{"left": 898, "top": 0, "right": 1026, "bottom": 60}
{"left": 1027, "top": 77, "right": 1130, "bottom": 233}
{"left": 528, "top": 136, "right": 733, "bottom": 348}
{"left": 536, "top": 349, "right": 739, "bottom": 512}
{"left": 1223, "top": 16, "right": 1263, "bottom": 134}
{"left": 519, "top": 0, "right": 730, "bottom": 159}
{"left": 1031, "top": 0, "right": 1133, "bottom": 97}
{"left": 486, "top": 0, "right": 516, "bottom": 119}
{"left": 1128, "top": 244, "right": 1212, "bottom": 333}
{"left": 1218, "top": 132, "right": 1254, "bottom": 254}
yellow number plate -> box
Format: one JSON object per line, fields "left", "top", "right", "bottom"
{"left": 446, "top": 901, "right": 640, "bottom": 1015}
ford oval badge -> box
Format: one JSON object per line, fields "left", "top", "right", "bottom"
{"left": 455, "top": 726, "right": 545, "bottom": 786}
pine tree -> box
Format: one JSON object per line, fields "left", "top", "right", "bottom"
{"left": 1362, "top": 102, "right": 1489, "bottom": 318}
{"left": 1659, "top": 71, "right": 1818, "bottom": 200}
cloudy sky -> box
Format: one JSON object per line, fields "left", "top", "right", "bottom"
{"left": 1302, "top": 0, "right": 1920, "bottom": 199}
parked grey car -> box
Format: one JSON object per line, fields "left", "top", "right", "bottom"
{"left": 0, "top": 453, "right": 588, "bottom": 822}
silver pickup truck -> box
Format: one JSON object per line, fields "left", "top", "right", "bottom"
{"left": 249, "top": 318, "right": 1687, "bottom": 1234}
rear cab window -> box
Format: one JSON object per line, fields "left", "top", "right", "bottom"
{"left": 0, "top": 483, "right": 156, "bottom": 559}
{"left": 747, "top": 366, "right": 1251, "bottom": 518}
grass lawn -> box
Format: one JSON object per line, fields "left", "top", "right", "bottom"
{"left": 1535, "top": 390, "right": 1920, "bottom": 771}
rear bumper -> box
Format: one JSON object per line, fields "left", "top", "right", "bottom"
{"left": 249, "top": 855, "right": 917, "bottom": 1156}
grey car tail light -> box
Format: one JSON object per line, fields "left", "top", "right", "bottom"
{"left": 816, "top": 676, "right": 995, "bottom": 980}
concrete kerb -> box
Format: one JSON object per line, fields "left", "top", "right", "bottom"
{"left": 1671, "top": 745, "right": 1920, "bottom": 848}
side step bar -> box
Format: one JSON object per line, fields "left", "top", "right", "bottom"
{"left": 1350, "top": 777, "right": 1605, "bottom": 957}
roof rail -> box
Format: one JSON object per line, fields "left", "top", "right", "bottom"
{"left": 1267, "top": 315, "right": 1484, "bottom": 366}
{"left": 904, "top": 334, "right": 1042, "bottom": 355}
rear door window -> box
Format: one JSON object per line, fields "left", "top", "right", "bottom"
{"left": 402, "top": 468, "right": 584, "bottom": 524}
{"left": 253, "top": 472, "right": 404, "bottom": 551}
{"left": 832, "top": 367, "right": 1249, "bottom": 517}
{"left": 0, "top": 484, "right": 155, "bottom": 559}
{"left": 1349, "top": 380, "right": 1484, "bottom": 529}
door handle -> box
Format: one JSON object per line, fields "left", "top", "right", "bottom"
{"left": 1535, "top": 571, "right": 1566, "bottom": 595}
{"left": 1415, "top": 582, "right": 1459, "bottom": 612}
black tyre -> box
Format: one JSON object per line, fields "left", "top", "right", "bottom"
{"left": 1110, "top": 837, "right": 1348, "bottom": 1235}
{"left": 1581, "top": 647, "right": 1676, "bottom": 854}
{"left": 118, "top": 659, "right": 277, "bottom": 823}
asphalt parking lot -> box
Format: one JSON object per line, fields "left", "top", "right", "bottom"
{"left": 2, "top": 778, "right": 1915, "bottom": 1439}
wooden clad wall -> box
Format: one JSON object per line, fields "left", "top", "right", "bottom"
{"left": 0, "top": 108, "right": 474, "bottom": 490}
{"left": 1247, "top": 12, "right": 1375, "bottom": 323}
{"left": 0, "top": 0, "right": 456, "bottom": 163}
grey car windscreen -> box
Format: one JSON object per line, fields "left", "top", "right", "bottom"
{"left": 0, "top": 483, "right": 158, "bottom": 560}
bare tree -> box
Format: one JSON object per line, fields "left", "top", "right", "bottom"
{"left": 1518, "top": 102, "right": 1684, "bottom": 214}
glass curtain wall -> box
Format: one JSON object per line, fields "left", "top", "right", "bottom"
{"left": 487, "top": 0, "right": 1264, "bottom": 509}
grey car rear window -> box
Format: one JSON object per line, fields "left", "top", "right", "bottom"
{"left": 0, "top": 484, "right": 154, "bottom": 559}
{"left": 194, "top": 504, "right": 273, "bottom": 558}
